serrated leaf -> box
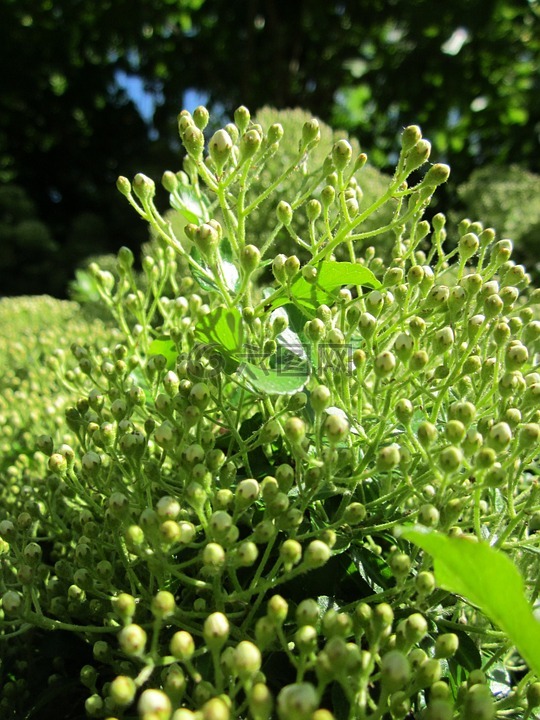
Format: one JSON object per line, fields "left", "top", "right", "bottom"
{"left": 270, "top": 261, "right": 381, "bottom": 315}
{"left": 190, "top": 239, "right": 240, "bottom": 294}
{"left": 194, "top": 306, "right": 244, "bottom": 360}
{"left": 148, "top": 337, "right": 178, "bottom": 369}
{"left": 242, "top": 362, "right": 309, "bottom": 395}
{"left": 401, "top": 526, "right": 540, "bottom": 678}
{"left": 170, "top": 185, "right": 210, "bottom": 224}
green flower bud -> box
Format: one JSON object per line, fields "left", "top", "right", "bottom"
{"left": 424, "top": 284, "right": 449, "bottom": 310}
{"left": 48, "top": 452, "right": 68, "bottom": 475}
{"left": 248, "top": 683, "right": 274, "bottom": 720}
{"left": 132, "top": 173, "right": 156, "bottom": 203}
{"left": 432, "top": 326, "right": 454, "bottom": 354}
{"left": 341, "top": 502, "right": 366, "bottom": 526}
{"left": 527, "top": 681, "right": 540, "bottom": 709}
{"left": 170, "top": 630, "right": 195, "bottom": 660}
{"left": 458, "top": 232, "right": 480, "bottom": 261}
{"left": 85, "top": 694, "right": 103, "bottom": 717}
{"left": 118, "top": 623, "right": 147, "bottom": 656}
{"left": 193, "top": 105, "right": 209, "bottom": 130}
{"left": 401, "top": 125, "right": 422, "bottom": 153}
{"left": 483, "top": 293, "right": 503, "bottom": 319}
{"left": 446, "top": 287, "right": 466, "bottom": 316}
{"left": 209, "top": 129, "right": 233, "bottom": 172}
{"left": 422, "top": 163, "right": 450, "bottom": 188}
{"left": 303, "top": 540, "right": 331, "bottom": 569}
{"left": 467, "top": 669, "right": 487, "bottom": 687}
{"left": 394, "top": 332, "right": 415, "bottom": 362}
{"left": 151, "top": 590, "right": 176, "bottom": 619}
{"left": 202, "top": 542, "right": 226, "bottom": 570}
{"left": 434, "top": 633, "right": 459, "bottom": 659}
{"left": 321, "top": 184, "right": 336, "bottom": 209}
{"left": 372, "top": 603, "right": 394, "bottom": 636}
{"left": 161, "top": 170, "right": 179, "bottom": 194}
{"left": 487, "top": 421, "right": 512, "bottom": 451}
{"left": 423, "top": 699, "right": 454, "bottom": 720}
{"left": 332, "top": 139, "right": 353, "bottom": 170}
{"left": 234, "top": 105, "right": 250, "bottom": 134}
{"left": 389, "top": 550, "right": 411, "bottom": 578}
{"left": 2, "top": 590, "right": 22, "bottom": 614}
{"left": 109, "top": 675, "right": 137, "bottom": 707}
{"left": 138, "top": 688, "right": 172, "bottom": 720}
{"left": 461, "top": 272, "right": 483, "bottom": 296}
{"left": 284, "top": 416, "right": 306, "bottom": 445}
{"left": 475, "top": 447, "right": 496, "bottom": 470}
{"left": 445, "top": 420, "right": 465, "bottom": 443}
{"left": 278, "top": 539, "right": 301, "bottom": 568}
{"left": 393, "top": 397, "right": 413, "bottom": 425}
{"left": 404, "top": 139, "right": 431, "bottom": 173}
{"left": 415, "top": 570, "right": 436, "bottom": 596}
{"left": 415, "top": 658, "right": 442, "bottom": 688}
{"left": 112, "top": 593, "right": 136, "bottom": 623}
{"left": 239, "top": 244, "right": 261, "bottom": 274}
{"left": 462, "top": 684, "right": 494, "bottom": 720}
{"left": 483, "top": 463, "right": 505, "bottom": 488}
{"left": 381, "top": 650, "right": 411, "bottom": 691}
{"left": 263, "top": 122, "right": 284, "bottom": 148}
{"left": 519, "top": 422, "right": 540, "bottom": 450}
{"left": 234, "top": 641, "right": 262, "bottom": 678}
{"left": 389, "top": 691, "right": 411, "bottom": 719}
{"left": 183, "top": 125, "right": 205, "bottom": 157}
{"left": 301, "top": 119, "right": 321, "bottom": 150}
{"left": 236, "top": 541, "right": 259, "bottom": 566}
{"left": 418, "top": 421, "right": 438, "bottom": 448}
{"left": 117, "top": 175, "right": 132, "bottom": 196}
{"left": 275, "top": 200, "right": 294, "bottom": 227}
{"left": 293, "top": 599, "right": 319, "bottom": 628}
{"left": 439, "top": 445, "right": 463, "bottom": 473}
{"left": 277, "top": 683, "right": 318, "bottom": 720}
{"left": 374, "top": 350, "right": 396, "bottom": 377}
{"left": 295, "top": 625, "right": 318, "bottom": 654}
{"left": 358, "top": 312, "right": 377, "bottom": 340}
{"left": 449, "top": 401, "right": 476, "bottom": 426}
{"left": 505, "top": 341, "right": 528, "bottom": 371}
{"left": 306, "top": 198, "right": 322, "bottom": 222}
{"left": 462, "top": 428, "right": 483, "bottom": 456}
{"left": 377, "top": 444, "right": 401, "bottom": 471}
{"left": 301, "top": 264, "right": 318, "bottom": 284}
{"left": 240, "top": 128, "right": 262, "bottom": 162}
{"left": 204, "top": 612, "right": 229, "bottom": 650}
{"left": 418, "top": 503, "right": 440, "bottom": 527}
{"left": 321, "top": 412, "right": 349, "bottom": 445}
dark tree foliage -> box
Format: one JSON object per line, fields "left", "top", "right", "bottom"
{"left": 172, "top": 0, "right": 539, "bottom": 178}
{"left": 0, "top": 0, "right": 203, "bottom": 295}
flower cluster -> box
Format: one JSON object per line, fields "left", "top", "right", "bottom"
{"left": 1, "top": 106, "right": 540, "bottom": 719}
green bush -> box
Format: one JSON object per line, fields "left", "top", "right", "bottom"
{"left": 1, "top": 106, "right": 540, "bottom": 720}
{"left": 455, "top": 164, "right": 540, "bottom": 274}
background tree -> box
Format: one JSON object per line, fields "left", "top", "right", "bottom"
{"left": 1, "top": 0, "right": 538, "bottom": 295}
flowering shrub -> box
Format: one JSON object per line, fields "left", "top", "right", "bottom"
{"left": 1, "top": 106, "right": 540, "bottom": 720}
{"left": 454, "top": 164, "right": 540, "bottom": 277}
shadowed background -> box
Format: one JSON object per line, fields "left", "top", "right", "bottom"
{"left": 1, "top": 0, "right": 539, "bottom": 296}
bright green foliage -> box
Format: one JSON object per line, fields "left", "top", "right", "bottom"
{"left": 402, "top": 527, "right": 540, "bottom": 678}
{"left": 1, "top": 106, "right": 540, "bottom": 719}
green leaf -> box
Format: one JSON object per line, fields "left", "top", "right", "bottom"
{"left": 190, "top": 240, "right": 240, "bottom": 293}
{"left": 401, "top": 527, "right": 540, "bottom": 678}
{"left": 242, "top": 361, "right": 309, "bottom": 395}
{"left": 194, "top": 306, "right": 244, "bottom": 359}
{"left": 270, "top": 261, "right": 381, "bottom": 315}
{"left": 148, "top": 337, "right": 178, "bottom": 369}
{"left": 169, "top": 185, "right": 210, "bottom": 224}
